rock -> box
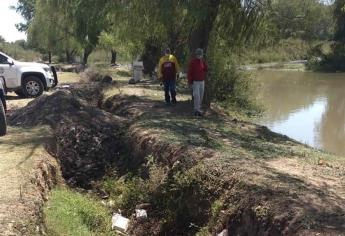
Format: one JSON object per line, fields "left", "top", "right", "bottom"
{"left": 112, "top": 213, "right": 130, "bottom": 233}
{"left": 102, "top": 75, "right": 113, "bottom": 83}
{"left": 135, "top": 203, "right": 151, "bottom": 210}
{"left": 135, "top": 209, "right": 147, "bottom": 220}
{"left": 129, "top": 78, "right": 136, "bottom": 84}
{"left": 218, "top": 229, "right": 228, "bottom": 236}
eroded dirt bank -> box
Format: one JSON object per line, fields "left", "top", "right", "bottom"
{"left": 7, "top": 77, "right": 345, "bottom": 235}
{"left": 0, "top": 127, "right": 61, "bottom": 235}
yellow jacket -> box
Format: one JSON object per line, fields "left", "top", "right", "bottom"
{"left": 158, "top": 54, "right": 180, "bottom": 80}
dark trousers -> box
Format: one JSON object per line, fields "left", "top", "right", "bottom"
{"left": 0, "top": 89, "right": 6, "bottom": 111}
{"left": 163, "top": 79, "right": 176, "bottom": 103}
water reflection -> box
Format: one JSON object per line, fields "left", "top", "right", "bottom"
{"left": 255, "top": 70, "right": 345, "bottom": 156}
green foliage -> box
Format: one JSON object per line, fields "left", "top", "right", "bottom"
{"left": 334, "top": 0, "right": 345, "bottom": 41}
{"left": 13, "top": 0, "right": 35, "bottom": 32}
{"left": 0, "top": 41, "right": 41, "bottom": 61}
{"left": 239, "top": 39, "right": 314, "bottom": 64}
{"left": 270, "top": 0, "right": 334, "bottom": 41}
{"left": 44, "top": 187, "right": 116, "bottom": 236}
{"left": 206, "top": 36, "right": 261, "bottom": 116}
{"left": 27, "top": 0, "right": 82, "bottom": 62}
{"left": 307, "top": 42, "right": 345, "bottom": 71}
{"left": 308, "top": 1, "right": 345, "bottom": 72}
{"left": 98, "top": 157, "right": 218, "bottom": 234}
{"left": 101, "top": 176, "right": 149, "bottom": 213}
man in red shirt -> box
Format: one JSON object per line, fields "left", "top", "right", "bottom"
{"left": 188, "top": 48, "right": 208, "bottom": 116}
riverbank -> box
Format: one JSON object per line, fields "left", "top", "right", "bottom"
{"left": 241, "top": 60, "right": 307, "bottom": 71}
{"left": 98, "top": 72, "right": 345, "bottom": 235}
{"left": 2, "top": 67, "right": 345, "bottom": 235}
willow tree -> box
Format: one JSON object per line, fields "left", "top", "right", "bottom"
{"left": 108, "top": 0, "right": 269, "bottom": 108}
{"left": 13, "top": 0, "right": 36, "bottom": 32}
{"left": 27, "top": 0, "right": 63, "bottom": 63}
{"left": 26, "top": 0, "right": 81, "bottom": 63}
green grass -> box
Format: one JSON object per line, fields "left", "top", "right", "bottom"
{"left": 0, "top": 42, "right": 42, "bottom": 62}
{"left": 44, "top": 188, "right": 117, "bottom": 236}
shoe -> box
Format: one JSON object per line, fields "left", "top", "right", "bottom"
{"left": 194, "top": 111, "right": 202, "bottom": 117}
{"left": 171, "top": 100, "right": 177, "bottom": 106}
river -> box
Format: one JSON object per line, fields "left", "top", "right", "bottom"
{"left": 255, "top": 70, "right": 345, "bottom": 156}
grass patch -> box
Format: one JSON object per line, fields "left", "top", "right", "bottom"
{"left": 239, "top": 39, "right": 313, "bottom": 64}
{"left": 116, "top": 70, "right": 132, "bottom": 77}
{"left": 44, "top": 187, "right": 116, "bottom": 236}
{"left": 57, "top": 72, "right": 80, "bottom": 84}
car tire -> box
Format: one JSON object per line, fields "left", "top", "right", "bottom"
{"left": 0, "top": 101, "right": 6, "bottom": 136}
{"left": 22, "top": 76, "right": 44, "bottom": 98}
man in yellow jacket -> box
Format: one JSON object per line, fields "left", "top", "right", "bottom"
{"left": 158, "top": 48, "right": 180, "bottom": 105}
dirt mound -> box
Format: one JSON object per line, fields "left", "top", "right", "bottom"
{"left": 9, "top": 87, "right": 128, "bottom": 188}
{"left": 9, "top": 90, "right": 82, "bottom": 127}
{"left": 9, "top": 84, "right": 108, "bottom": 127}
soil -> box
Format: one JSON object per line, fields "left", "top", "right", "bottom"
{"left": 0, "top": 96, "right": 61, "bottom": 235}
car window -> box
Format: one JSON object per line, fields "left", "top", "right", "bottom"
{"left": 0, "top": 55, "right": 8, "bottom": 64}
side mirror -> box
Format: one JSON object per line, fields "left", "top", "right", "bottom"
{"left": 7, "top": 59, "right": 14, "bottom": 66}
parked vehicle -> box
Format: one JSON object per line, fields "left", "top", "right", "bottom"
{"left": 0, "top": 77, "right": 6, "bottom": 136}
{"left": 0, "top": 52, "right": 58, "bottom": 98}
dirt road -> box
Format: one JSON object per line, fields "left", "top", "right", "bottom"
{"left": 0, "top": 91, "right": 62, "bottom": 235}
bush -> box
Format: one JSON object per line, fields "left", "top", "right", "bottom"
{"left": 207, "top": 47, "right": 261, "bottom": 116}
{"left": 80, "top": 66, "right": 113, "bottom": 82}
{"left": 308, "top": 42, "right": 345, "bottom": 72}
{"left": 238, "top": 39, "right": 312, "bottom": 64}
{"left": 101, "top": 176, "right": 149, "bottom": 214}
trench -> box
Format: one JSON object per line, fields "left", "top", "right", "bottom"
{"left": 38, "top": 91, "right": 294, "bottom": 235}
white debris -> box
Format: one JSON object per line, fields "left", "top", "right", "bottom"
{"left": 135, "top": 209, "right": 147, "bottom": 220}
{"left": 218, "top": 229, "right": 228, "bottom": 236}
{"left": 132, "top": 60, "right": 144, "bottom": 83}
{"left": 112, "top": 213, "right": 129, "bottom": 234}
{"left": 108, "top": 200, "right": 115, "bottom": 207}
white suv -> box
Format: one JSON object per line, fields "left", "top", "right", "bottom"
{"left": 0, "top": 52, "right": 58, "bottom": 97}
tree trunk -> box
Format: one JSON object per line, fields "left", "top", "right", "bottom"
{"left": 66, "top": 50, "right": 72, "bottom": 64}
{"left": 111, "top": 49, "right": 117, "bottom": 65}
{"left": 188, "top": 0, "right": 220, "bottom": 108}
{"left": 48, "top": 52, "right": 52, "bottom": 64}
{"left": 83, "top": 47, "right": 92, "bottom": 65}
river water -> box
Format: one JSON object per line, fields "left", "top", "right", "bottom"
{"left": 255, "top": 70, "right": 345, "bottom": 156}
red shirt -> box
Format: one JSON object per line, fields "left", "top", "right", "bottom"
{"left": 188, "top": 58, "right": 208, "bottom": 84}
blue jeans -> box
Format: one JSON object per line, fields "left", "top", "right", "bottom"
{"left": 163, "top": 79, "right": 176, "bottom": 103}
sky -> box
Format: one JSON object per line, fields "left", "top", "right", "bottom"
{"left": 0, "top": 0, "right": 26, "bottom": 42}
